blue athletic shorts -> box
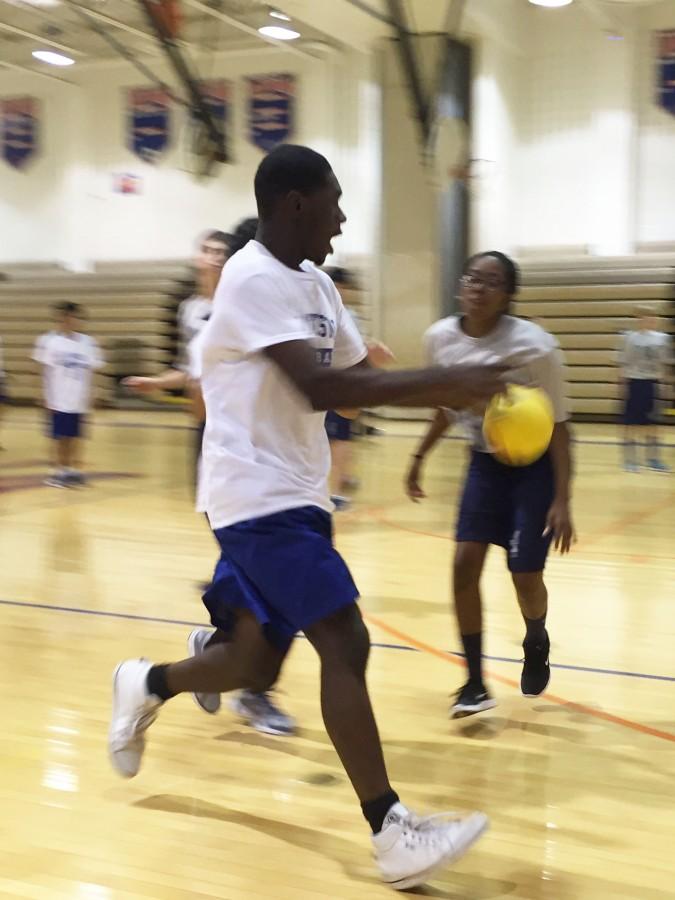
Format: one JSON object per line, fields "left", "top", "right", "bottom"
{"left": 325, "top": 410, "right": 352, "bottom": 442}
{"left": 51, "top": 411, "right": 82, "bottom": 439}
{"left": 203, "top": 506, "right": 360, "bottom": 650}
{"left": 624, "top": 378, "right": 657, "bottom": 426}
{"left": 455, "top": 450, "right": 555, "bottom": 573}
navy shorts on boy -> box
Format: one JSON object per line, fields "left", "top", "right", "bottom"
{"left": 51, "top": 411, "right": 83, "bottom": 439}
{"left": 456, "top": 450, "right": 554, "bottom": 572}
{"left": 325, "top": 410, "right": 352, "bottom": 442}
{"left": 203, "top": 506, "right": 359, "bottom": 649}
{"left": 623, "top": 378, "right": 657, "bottom": 426}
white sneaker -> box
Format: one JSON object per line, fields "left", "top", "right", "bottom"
{"left": 372, "top": 802, "right": 489, "bottom": 890}
{"left": 187, "top": 628, "right": 221, "bottom": 714}
{"left": 108, "top": 659, "right": 162, "bottom": 778}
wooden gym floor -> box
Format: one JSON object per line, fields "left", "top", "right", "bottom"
{"left": 1, "top": 408, "right": 674, "bottom": 900}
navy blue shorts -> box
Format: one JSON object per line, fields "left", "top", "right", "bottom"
{"left": 624, "top": 379, "right": 657, "bottom": 426}
{"left": 203, "top": 506, "right": 360, "bottom": 650}
{"left": 0, "top": 378, "right": 7, "bottom": 404}
{"left": 325, "top": 410, "right": 352, "bottom": 442}
{"left": 456, "top": 450, "right": 555, "bottom": 573}
{"left": 51, "top": 411, "right": 82, "bottom": 439}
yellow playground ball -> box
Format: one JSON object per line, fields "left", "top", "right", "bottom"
{"left": 483, "top": 384, "right": 554, "bottom": 466}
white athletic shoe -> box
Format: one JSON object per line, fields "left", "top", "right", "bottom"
{"left": 372, "top": 802, "right": 489, "bottom": 891}
{"left": 187, "top": 628, "right": 221, "bottom": 714}
{"left": 108, "top": 658, "right": 162, "bottom": 778}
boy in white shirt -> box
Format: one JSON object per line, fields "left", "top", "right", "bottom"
{"left": 108, "top": 144, "right": 507, "bottom": 890}
{"left": 32, "top": 302, "right": 104, "bottom": 487}
{"left": 618, "top": 304, "right": 671, "bottom": 472}
{"left": 126, "top": 219, "right": 297, "bottom": 738}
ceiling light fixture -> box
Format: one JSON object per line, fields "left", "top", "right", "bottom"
{"left": 32, "top": 49, "right": 75, "bottom": 66}
{"left": 528, "top": 0, "right": 574, "bottom": 7}
{"left": 269, "top": 9, "right": 291, "bottom": 21}
{"left": 258, "top": 25, "right": 300, "bottom": 40}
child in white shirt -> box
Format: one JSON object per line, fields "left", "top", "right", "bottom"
{"left": 32, "top": 302, "right": 104, "bottom": 487}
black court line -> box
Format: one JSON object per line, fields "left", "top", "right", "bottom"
{"left": 1, "top": 597, "right": 673, "bottom": 683}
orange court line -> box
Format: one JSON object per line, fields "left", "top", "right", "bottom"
{"left": 362, "top": 491, "right": 674, "bottom": 550}
{"left": 363, "top": 612, "right": 675, "bottom": 745}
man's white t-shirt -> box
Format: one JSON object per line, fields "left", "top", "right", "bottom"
{"left": 32, "top": 331, "right": 104, "bottom": 414}
{"left": 199, "top": 240, "right": 367, "bottom": 529}
{"left": 424, "top": 315, "right": 569, "bottom": 452}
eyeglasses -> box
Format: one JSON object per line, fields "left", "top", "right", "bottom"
{"left": 460, "top": 273, "right": 506, "bottom": 292}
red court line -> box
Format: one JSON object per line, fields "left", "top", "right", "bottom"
{"left": 363, "top": 613, "right": 675, "bottom": 744}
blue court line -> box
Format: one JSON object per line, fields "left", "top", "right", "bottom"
{"left": 1, "top": 597, "right": 673, "bottom": 683}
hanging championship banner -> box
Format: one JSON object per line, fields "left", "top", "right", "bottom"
{"left": 656, "top": 30, "right": 675, "bottom": 116}
{"left": 247, "top": 73, "right": 295, "bottom": 152}
{"left": 127, "top": 87, "right": 171, "bottom": 163}
{"left": 1, "top": 96, "right": 40, "bottom": 170}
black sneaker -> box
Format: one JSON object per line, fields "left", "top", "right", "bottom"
{"left": 521, "top": 633, "right": 551, "bottom": 697}
{"left": 450, "top": 680, "right": 497, "bottom": 719}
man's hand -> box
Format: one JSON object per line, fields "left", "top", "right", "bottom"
{"left": 543, "top": 498, "right": 575, "bottom": 554}
{"left": 442, "top": 364, "right": 507, "bottom": 409}
{"left": 366, "top": 340, "right": 395, "bottom": 368}
{"left": 122, "top": 376, "right": 159, "bottom": 395}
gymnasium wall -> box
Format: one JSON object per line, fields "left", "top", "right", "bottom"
{"left": 0, "top": 48, "right": 380, "bottom": 267}
{"left": 468, "top": 1, "right": 675, "bottom": 257}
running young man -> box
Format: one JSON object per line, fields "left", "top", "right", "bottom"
{"left": 109, "top": 145, "right": 505, "bottom": 889}
{"left": 406, "top": 252, "right": 574, "bottom": 717}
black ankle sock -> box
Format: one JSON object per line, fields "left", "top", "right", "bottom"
{"left": 524, "top": 615, "right": 547, "bottom": 644}
{"left": 146, "top": 664, "right": 175, "bottom": 702}
{"left": 362, "top": 789, "right": 400, "bottom": 834}
{"left": 460, "top": 632, "right": 483, "bottom": 685}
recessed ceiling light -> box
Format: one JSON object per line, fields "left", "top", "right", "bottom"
{"left": 258, "top": 25, "right": 300, "bottom": 40}
{"left": 269, "top": 9, "right": 291, "bottom": 21}
{"left": 528, "top": 0, "right": 573, "bottom": 7}
{"left": 32, "top": 49, "right": 75, "bottom": 66}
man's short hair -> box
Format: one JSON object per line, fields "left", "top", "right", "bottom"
{"left": 254, "top": 144, "right": 333, "bottom": 217}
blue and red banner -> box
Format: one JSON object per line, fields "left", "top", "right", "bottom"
{"left": 127, "top": 87, "right": 171, "bottom": 163}
{"left": 656, "top": 30, "right": 675, "bottom": 116}
{"left": 1, "top": 96, "right": 39, "bottom": 170}
{"left": 248, "top": 73, "right": 295, "bottom": 152}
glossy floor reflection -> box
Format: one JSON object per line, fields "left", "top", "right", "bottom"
{"left": 1, "top": 409, "right": 674, "bottom": 899}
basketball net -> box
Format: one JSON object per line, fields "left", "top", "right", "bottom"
{"left": 426, "top": 115, "right": 496, "bottom": 197}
